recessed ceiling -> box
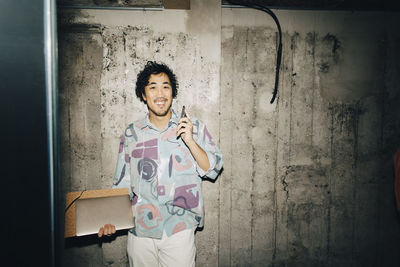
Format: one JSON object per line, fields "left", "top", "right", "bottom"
{"left": 57, "top": 0, "right": 400, "bottom": 11}
{"left": 57, "top": 0, "right": 190, "bottom": 10}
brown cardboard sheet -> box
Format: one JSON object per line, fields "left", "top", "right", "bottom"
{"left": 64, "top": 188, "right": 131, "bottom": 238}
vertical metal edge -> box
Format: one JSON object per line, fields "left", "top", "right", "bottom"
{"left": 44, "top": 0, "right": 58, "bottom": 266}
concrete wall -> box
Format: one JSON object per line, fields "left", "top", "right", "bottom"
{"left": 58, "top": 2, "right": 400, "bottom": 266}
{"left": 221, "top": 8, "right": 400, "bottom": 267}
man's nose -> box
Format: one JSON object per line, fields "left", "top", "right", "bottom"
{"left": 156, "top": 87, "right": 163, "bottom": 96}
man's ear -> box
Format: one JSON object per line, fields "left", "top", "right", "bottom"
{"left": 142, "top": 92, "right": 147, "bottom": 102}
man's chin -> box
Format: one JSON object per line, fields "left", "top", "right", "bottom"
{"left": 150, "top": 107, "right": 171, "bottom": 117}
{"left": 155, "top": 110, "right": 170, "bottom": 117}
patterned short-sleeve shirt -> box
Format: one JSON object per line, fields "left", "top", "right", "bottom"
{"left": 113, "top": 109, "right": 223, "bottom": 239}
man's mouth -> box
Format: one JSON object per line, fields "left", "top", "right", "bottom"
{"left": 154, "top": 98, "right": 168, "bottom": 106}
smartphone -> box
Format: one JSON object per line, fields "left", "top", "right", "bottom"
{"left": 180, "top": 105, "right": 186, "bottom": 118}
{"left": 177, "top": 105, "right": 186, "bottom": 140}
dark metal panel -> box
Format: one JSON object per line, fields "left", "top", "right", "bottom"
{"left": 164, "top": 0, "right": 190, "bottom": 9}
{"left": 1, "top": 0, "right": 53, "bottom": 266}
{"left": 58, "top": 0, "right": 163, "bottom": 8}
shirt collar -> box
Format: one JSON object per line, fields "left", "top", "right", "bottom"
{"left": 141, "top": 108, "right": 179, "bottom": 131}
{"left": 169, "top": 109, "right": 179, "bottom": 126}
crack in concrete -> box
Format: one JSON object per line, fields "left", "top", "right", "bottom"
{"left": 281, "top": 166, "right": 296, "bottom": 201}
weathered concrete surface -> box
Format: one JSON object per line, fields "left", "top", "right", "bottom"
{"left": 58, "top": 3, "right": 400, "bottom": 267}
{"left": 58, "top": 25, "right": 106, "bottom": 266}
{"left": 59, "top": 1, "right": 221, "bottom": 266}
{"left": 221, "top": 8, "right": 400, "bottom": 267}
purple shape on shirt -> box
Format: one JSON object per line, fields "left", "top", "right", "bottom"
{"left": 125, "top": 153, "right": 130, "bottom": 163}
{"left": 119, "top": 135, "right": 125, "bottom": 153}
{"left": 203, "top": 126, "right": 215, "bottom": 146}
{"left": 132, "top": 138, "right": 158, "bottom": 159}
{"left": 157, "top": 185, "right": 166, "bottom": 196}
{"left": 144, "top": 138, "right": 158, "bottom": 147}
{"left": 137, "top": 158, "right": 158, "bottom": 181}
{"left": 169, "top": 154, "right": 173, "bottom": 177}
{"left": 173, "top": 184, "right": 199, "bottom": 210}
{"left": 132, "top": 148, "right": 144, "bottom": 158}
{"left": 143, "top": 147, "right": 158, "bottom": 159}
{"left": 132, "top": 195, "right": 138, "bottom": 205}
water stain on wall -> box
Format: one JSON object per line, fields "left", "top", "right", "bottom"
{"left": 315, "top": 31, "right": 384, "bottom": 103}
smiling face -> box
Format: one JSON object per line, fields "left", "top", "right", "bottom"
{"left": 142, "top": 72, "right": 173, "bottom": 119}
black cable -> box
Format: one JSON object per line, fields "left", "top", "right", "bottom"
{"left": 65, "top": 189, "right": 86, "bottom": 212}
{"left": 227, "top": 0, "right": 282, "bottom": 104}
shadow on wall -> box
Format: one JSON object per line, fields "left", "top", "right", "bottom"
{"left": 64, "top": 230, "right": 128, "bottom": 249}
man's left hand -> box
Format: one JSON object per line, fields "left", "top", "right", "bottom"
{"left": 176, "top": 108, "right": 211, "bottom": 172}
{"left": 176, "top": 109, "right": 195, "bottom": 145}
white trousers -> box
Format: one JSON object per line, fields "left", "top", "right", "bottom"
{"left": 127, "top": 228, "right": 196, "bottom": 267}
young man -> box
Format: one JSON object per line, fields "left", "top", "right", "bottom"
{"left": 98, "top": 61, "right": 223, "bottom": 267}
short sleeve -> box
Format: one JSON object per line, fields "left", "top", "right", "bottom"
{"left": 194, "top": 120, "right": 223, "bottom": 180}
{"left": 112, "top": 134, "right": 131, "bottom": 189}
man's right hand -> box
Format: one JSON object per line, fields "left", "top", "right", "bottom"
{"left": 98, "top": 224, "right": 116, "bottom": 238}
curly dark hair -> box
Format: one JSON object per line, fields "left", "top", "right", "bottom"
{"left": 135, "top": 61, "right": 178, "bottom": 103}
